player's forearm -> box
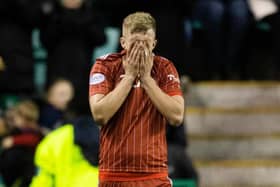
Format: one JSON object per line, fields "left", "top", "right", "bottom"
{"left": 90, "top": 75, "right": 135, "bottom": 125}
{"left": 141, "top": 77, "right": 184, "bottom": 126}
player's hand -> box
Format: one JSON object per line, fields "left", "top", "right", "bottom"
{"left": 139, "top": 41, "right": 153, "bottom": 81}
{"left": 122, "top": 41, "right": 141, "bottom": 79}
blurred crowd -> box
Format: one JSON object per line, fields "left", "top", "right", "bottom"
{"left": 0, "top": 0, "right": 280, "bottom": 97}
{"left": 1, "top": 0, "right": 280, "bottom": 186}
{"left": 1, "top": 0, "right": 280, "bottom": 113}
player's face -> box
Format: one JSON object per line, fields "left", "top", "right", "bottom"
{"left": 121, "top": 28, "right": 156, "bottom": 52}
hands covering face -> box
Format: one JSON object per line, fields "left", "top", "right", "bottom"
{"left": 123, "top": 39, "right": 153, "bottom": 81}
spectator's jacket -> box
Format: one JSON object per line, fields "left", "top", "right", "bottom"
{"left": 30, "top": 125, "right": 98, "bottom": 187}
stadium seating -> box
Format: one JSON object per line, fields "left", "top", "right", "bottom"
{"left": 185, "top": 81, "right": 280, "bottom": 187}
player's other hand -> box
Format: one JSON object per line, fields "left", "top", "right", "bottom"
{"left": 139, "top": 40, "right": 153, "bottom": 81}
{"left": 123, "top": 41, "right": 141, "bottom": 79}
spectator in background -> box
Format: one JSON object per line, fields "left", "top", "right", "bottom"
{"left": 192, "top": 0, "right": 252, "bottom": 80}
{"left": 269, "top": 0, "right": 280, "bottom": 79}
{"left": 0, "top": 100, "right": 44, "bottom": 187}
{"left": 39, "top": 0, "right": 106, "bottom": 116}
{"left": 0, "top": 0, "right": 42, "bottom": 95}
{"left": 30, "top": 116, "right": 99, "bottom": 187}
{"left": 253, "top": 0, "right": 280, "bottom": 80}
{"left": 38, "top": 78, "right": 74, "bottom": 132}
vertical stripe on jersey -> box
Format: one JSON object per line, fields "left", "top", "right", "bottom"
{"left": 140, "top": 89, "right": 143, "bottom": 170}
{"left": 119, "top": 103, "right": 124, "bottom": 172}
{"left": 132, "top": 90, "right": 137, "bottom": 170}
{"left": 157, "top": 115, "right": 161, "bottom": 173}
{"left": 132, "top": 89, "right": 139, "bottom": 169}
{"left": 146, "top": 105, "right": 150, "bottom": 172}
{"left": 123, "top": 99, "right": 131, "bottom": 171}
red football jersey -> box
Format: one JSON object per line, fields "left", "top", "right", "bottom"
{"left": 89, "top": 51, "right": 182, "bottom": 181}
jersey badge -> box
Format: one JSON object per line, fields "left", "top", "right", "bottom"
{"left": 90, "top": 73, "right": 105, "bottom": 85}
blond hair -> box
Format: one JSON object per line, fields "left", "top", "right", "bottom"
{"left": 122, "top": 12, "right": 156, "bottom": 36}
{"left": 15, "top": 100, "right": 39, "bottom": 123}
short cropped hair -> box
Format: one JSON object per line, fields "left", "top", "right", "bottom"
{"left": 122, "top": 12, "right": 156, "bottom": 35}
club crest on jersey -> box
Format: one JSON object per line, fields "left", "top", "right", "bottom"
{"left": 167, "top": 74, "right": 180, "bottom": 83}
{"left": 90, "top": 73, "right": 105, "bottom": 85}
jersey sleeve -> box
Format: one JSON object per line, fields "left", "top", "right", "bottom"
{"left": 89, "top": 60, "right": 113, "bottom": 97}
{"left": 159, "top": 61, "right": 183, "bottom": 96}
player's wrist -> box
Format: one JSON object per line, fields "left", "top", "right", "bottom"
{"left": 140, "top": 75, "right": 153, "bottom": 88}
{"left": 122, "top": 74, "right": 136, "bottom": 85}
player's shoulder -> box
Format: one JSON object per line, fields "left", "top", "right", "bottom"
{"left": 154, "top": 55, "right": 174, "bottom": 67}
{"left": 90, "top": 52, "right": 122, "bottom": 74}
{"left": 95, "top": 52, "right": 122, "bottom": 64}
